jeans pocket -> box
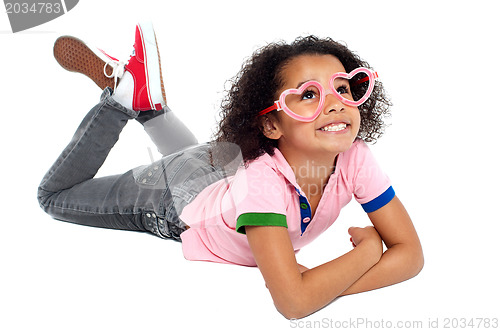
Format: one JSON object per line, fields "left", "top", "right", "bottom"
{"left": 169, "top": 165, "right": 226, "bottom": 212}
{"left": 132, "top": 159, "right": 169, "bottom": 187}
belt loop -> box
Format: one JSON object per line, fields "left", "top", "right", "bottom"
{"left": 144, "top": 211, "right": 171, "bottom": 239}
{"left": 157, "top": 216, "right": 172, "bottom": 238}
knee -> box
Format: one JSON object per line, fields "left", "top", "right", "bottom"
{"left": 37, "top": 186, "right": 54, "bottom": 213}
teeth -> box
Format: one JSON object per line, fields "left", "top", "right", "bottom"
{"left": 320, "top": 123, "right": 347, "bottom": 132}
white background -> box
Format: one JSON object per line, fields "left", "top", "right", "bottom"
{"left": 1, "top": 0, "right": 499, "bottom": 331}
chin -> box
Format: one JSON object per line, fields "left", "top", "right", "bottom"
{"left": 323, "top": 137, "right": 356, "bottom": 154}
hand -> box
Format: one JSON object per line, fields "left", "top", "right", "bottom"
{"left": 348, "top": 226, "right": 383, "bottom": 261}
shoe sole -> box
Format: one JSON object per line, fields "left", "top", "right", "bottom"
{"left": 53, "top": 36, "right": 116, "bottom": 90}
{"left": 137, "top": 22, "right": 166, "bottom": 109}
{"left": 156, "top": 34, "right": 167, "bottom": 105}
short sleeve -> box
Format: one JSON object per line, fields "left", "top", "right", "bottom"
{"left": 231, "top": 158, "right": 288, "bottom": 234}
{"left": 360, "top": 186, "right": 395, "bottom": 213}
{"left": 236, "top": 213, "right": 287, "bottom": 234}
{"left": 350, "top": 141, "right": 394, "bottom": 213}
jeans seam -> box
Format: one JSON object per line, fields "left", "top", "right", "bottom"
{"left": 42, "top": 199, "right": 137, "bottom": 215}
{"left": 38, "top": 101, "right": 107, "bottom": 193}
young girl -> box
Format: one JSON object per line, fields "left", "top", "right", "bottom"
{"left": 38, "top": 22, "right": 424, "bottom": 319}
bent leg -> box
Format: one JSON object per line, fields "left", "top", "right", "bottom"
{"left": 38, "top": 88, "right": 137, "bottom": 195}
{"left": 139, "top": 106, "right": 198, "bottom": 156}
{"left": 37, "top": 88, "right": 163, "bottom": 235}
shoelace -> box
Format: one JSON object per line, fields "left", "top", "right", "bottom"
{"left": 103, "top": 59, "right": 126, "bottom": 92}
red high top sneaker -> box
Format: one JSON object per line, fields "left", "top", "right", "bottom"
{"left": 53, "top": 22, "right": 166, "bottom": 112}
{"left": 125, "top": 22, "right": 166, "bottom": 111}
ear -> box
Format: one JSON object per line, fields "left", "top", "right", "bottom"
{"left": 260, "top": 115, "right": 282, "bottom": 140}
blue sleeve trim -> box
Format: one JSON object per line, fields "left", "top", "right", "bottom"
{"left": 361, "top": 186, "right": 395, "bottom": 213}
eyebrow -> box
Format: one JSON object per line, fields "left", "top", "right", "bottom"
{"left": 295, "top": 76, "right": 349, "bottom": 89}
{"left": 334, "top": 77, "right": 349, "bottom": 85}
{"left": 296, "top": 80, "right": 314, "bottom": 89}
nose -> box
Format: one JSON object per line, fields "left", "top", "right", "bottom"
{"left": 323, "top": 92, "right": 344, "bottom": 114}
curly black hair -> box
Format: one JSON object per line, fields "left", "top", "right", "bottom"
{"left": 213, "top": 35, "right": 392, "bottom": 164}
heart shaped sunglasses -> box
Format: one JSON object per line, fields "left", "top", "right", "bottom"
{"left": 258, "top": 67, "right": 378, "bottom": 122}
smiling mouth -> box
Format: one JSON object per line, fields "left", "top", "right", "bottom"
{"left": 319, "top": 123, "right": 348, "bottom": 132}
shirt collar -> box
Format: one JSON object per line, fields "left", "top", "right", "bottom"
{"left": 268, "top": 147, "right": 344, "bottom": 196}
{"left": 268, "top": 148, "right": 303, "bottom": 193}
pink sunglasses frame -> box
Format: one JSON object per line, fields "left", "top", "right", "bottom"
{"left": 257, "top": 67, "right": 378, "bottom": 122}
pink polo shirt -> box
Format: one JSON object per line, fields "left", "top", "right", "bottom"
{"left": 179, "top": 139, "right": 393, "bottom": 266}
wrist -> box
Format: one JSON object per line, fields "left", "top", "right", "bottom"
{"left": 356, "top": 239, "right": 383, "bottom": 265}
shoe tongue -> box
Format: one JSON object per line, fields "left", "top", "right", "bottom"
{"left": 133, "top": 42, "right": 145, "bottom": 62}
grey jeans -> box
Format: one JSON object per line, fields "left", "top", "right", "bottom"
{"left": 37, "top": 88, "right": 232, "bottom": 241}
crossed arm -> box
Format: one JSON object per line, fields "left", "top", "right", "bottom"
{"left": 245, "top": 195, "right": 424, "bottom": 319}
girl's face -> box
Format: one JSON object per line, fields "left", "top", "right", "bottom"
{"left": 264, "top": 54, "right": 361, "bottom": 163}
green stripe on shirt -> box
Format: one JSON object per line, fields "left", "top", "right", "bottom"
{"left": 236, "top": 213, "right": 287, "bottom": 234}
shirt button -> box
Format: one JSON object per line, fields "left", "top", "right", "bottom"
{"left": 300, "top": 203, "right": 308, "bottom": 210}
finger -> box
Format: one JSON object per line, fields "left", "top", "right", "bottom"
{"left": 348, "top": 227, "right": 360, "bottom": 236}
